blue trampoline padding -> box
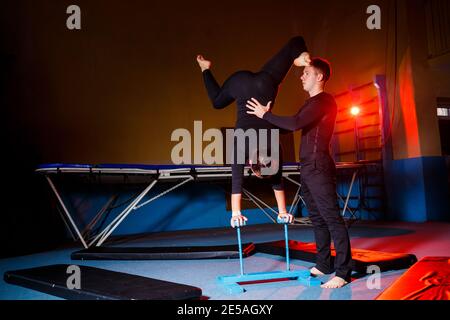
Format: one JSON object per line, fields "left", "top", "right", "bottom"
{"left": 37, "top": 163, "right": 231, "bottom": 171}
{"left": 37, "top": 162, "right": 368, "bottom": 171}
{"left": 97, "top": 163, "right": 218, "bottom": 170}
{"left": 37, "top": 163, "right": 304, "bottom": 171}
{"left": 37, "top": 163, "right": 93, "bottom": 169}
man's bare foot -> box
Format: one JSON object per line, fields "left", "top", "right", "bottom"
{"left": 320, "top": 276, "right": 348, "bottom": 289}
{"left": 310, "top": 267, "right": 325, "bottom": 277}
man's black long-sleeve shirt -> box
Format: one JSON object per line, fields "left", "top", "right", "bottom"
{"left": 262, "top": 92, "right": 337, "bottom": 162}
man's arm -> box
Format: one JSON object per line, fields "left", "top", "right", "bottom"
{"left": 247, "top": 97, "right": 329, "bottom": 131}
{"left": 262, "top": 109, "right": 303, "bottom": 131}
{"left": 263, "top": 104, "right": 327, "bottom": 131}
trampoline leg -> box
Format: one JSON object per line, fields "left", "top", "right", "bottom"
{"left": 236, "top": 226, "right": 244, "bottom": 276}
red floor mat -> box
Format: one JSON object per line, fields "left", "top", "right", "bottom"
{"left": 256, "top": 240, "right": 417, "bottom": 273}
{"left": 376, "top": 256, "right": 450, "bottom": 300}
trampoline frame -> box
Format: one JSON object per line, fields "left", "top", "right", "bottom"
{"left": 37, "top": 163, "right": 364, "bottom": 248}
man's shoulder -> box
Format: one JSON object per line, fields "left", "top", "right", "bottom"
{"left": 315, "top": 92, "right": 337, "bottom": 106}
{"left": 321, "top": 92, "right": 336, "bottom": 100}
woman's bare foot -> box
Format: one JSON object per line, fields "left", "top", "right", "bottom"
{"left": 196, "top": 55, "right": 211, "bottom": 71}
{"left": 310, "top": 267, "right": 325, "bottom": 277}
{"left": 294, "top": 52, "right": 311, "bottom": 67}
{"left": 320, "top": 276, "right": 348, "bottom": 289}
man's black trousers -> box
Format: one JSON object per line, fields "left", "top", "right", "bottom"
{"left": 300, "top": 153, "right": 352, "bottom": 281}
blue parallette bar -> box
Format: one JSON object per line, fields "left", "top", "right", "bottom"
{"left": 217, "top": 220, "right": 321, "bottom": 294}
{"left": 236, "top": 226, "right": 244, "bottom": 276}
{"left": 284, "top": 223, "right": 290, "bottom": 271}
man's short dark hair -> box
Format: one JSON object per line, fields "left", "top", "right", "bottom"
{"left": 311, "top": 58, "right": 331, "bottom": 83}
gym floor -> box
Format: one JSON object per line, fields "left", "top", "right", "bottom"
{"left": 1, "top": 220, "right": 449, "bottom": 300}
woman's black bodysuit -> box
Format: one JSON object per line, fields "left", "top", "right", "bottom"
{"left": 201, "top": 36, "right": 307, "bottom": 194}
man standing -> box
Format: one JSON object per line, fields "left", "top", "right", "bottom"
{"left": 246, "top": 58, "right": 352, "bottom": 288}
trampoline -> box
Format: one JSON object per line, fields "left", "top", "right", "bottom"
{"left": 36, "top": 162, "right": 368, "bottom": 248}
